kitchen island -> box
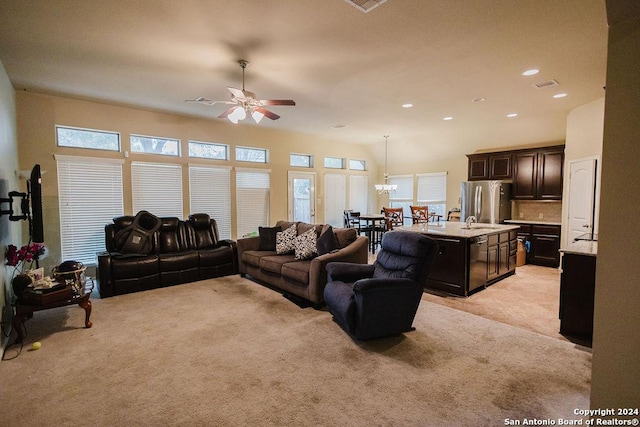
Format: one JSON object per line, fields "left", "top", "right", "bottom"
{"left": 395, "top": 222, "right": 520, "bottom": 296}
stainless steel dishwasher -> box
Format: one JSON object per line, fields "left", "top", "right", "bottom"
{"left": 468, "top": 236, "right": 488, "bottom": 293}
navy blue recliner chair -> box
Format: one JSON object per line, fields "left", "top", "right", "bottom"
{"left": 324, "top": 231, "right": 438, "bottom": 340}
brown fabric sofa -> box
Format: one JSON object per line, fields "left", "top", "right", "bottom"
{"left": 236, "top": 220, "right": 369, "bottom": 305}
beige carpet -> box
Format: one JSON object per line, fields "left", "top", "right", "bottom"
{"left": 0, "top": 275, "right": 591, "bottom": 426}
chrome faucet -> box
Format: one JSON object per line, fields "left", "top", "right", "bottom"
{"left": 466, "top": 216, "right": 477, "bottom": 228}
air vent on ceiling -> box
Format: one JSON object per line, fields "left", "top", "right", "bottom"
{"left": 534, "top": 79, "right": 560, "bottom": 89}
{"left": 343, "top": 0, "right": 388, "bottom": 13}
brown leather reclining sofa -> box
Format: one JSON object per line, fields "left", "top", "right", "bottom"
{"left": 97, "top": 213, "right": 237, "bottom": 298}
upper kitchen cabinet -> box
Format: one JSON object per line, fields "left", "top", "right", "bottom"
{"left": 513, "top": 146, "right": 564, "bottom": 200}
{"left": 467, "top": 153, "right": 512, "bottom": 180}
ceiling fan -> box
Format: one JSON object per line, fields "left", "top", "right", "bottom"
{"left": 186, "top": 60, "right": 296, "bottom": 124}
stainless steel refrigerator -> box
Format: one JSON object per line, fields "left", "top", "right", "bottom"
{"left": 460, "top": 180, "right": 512, "bottom": 224}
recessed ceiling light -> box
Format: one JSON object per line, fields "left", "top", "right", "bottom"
{"left": 472, "top": 98, "right": 486, "bottom": 103}
{"left": 506, "top": 113, "right": 518, "bottom": 118}
{"left": 522, "top": 69, "right": 539, "bottom": 76}
{"left": 553, "top": 93, "right": 568, "bottom": 98}
{"left": 443, "top": 116, "right": 453, "bottom": 121}
{"left": 402, "top": 103, "right": 413, "bottom": 108}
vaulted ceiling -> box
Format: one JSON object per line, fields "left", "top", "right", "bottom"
{"left": 0, "top": 0, "right": 607, "bottom": 162}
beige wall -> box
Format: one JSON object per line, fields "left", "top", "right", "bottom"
{"left": 0, "top": 60, "right": 22, "bottom": 350}
{"left": 560, "top": 97, "right": 604, "bottom": 248}
{"left": 15, "top": 91, "right": 382, "bottom": 270}
{"left": 591, "top": 1, "right": 640, "bottom": 409}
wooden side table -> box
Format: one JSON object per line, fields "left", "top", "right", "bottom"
{"left": 12, "top": 279, "right": 94, "bottom": 344}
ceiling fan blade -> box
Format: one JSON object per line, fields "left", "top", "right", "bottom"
{"left": 259, "top": 99, "right": 296, "bottom": 106}
{"left": 227, "top": 87, "right": 246, "bottom": 99}
{"left": 185, "top": 97, "right": 234, "bottom": 106}
{"left": 218, "top": 106, "right": 238, "bottom": 119}
{"left": 255, "top": 107, "right": 280, "bottom": 121}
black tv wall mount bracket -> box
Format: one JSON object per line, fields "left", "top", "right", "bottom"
{"left": 0, "top": 191, "right": 29, "bottom": 221}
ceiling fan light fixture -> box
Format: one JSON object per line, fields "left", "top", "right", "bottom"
{"left": 228, "top": 106, "right": 246, "bottom": 124}
{"left": 251, "top": 110, "right": 264, "bottom": 123}
{"left": 375, "top": 135, "right": 397, "bottom": 195}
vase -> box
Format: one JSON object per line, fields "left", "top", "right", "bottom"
{"left": 11, "top": 273, "right": 32, "bottom": 297}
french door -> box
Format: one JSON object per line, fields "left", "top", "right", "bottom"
{"left": 288, "top": 171, "right": 316, "bottom": 223}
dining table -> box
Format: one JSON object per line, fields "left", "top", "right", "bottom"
{"left": 358, "top": 213, "right": 386, "bottom": 253}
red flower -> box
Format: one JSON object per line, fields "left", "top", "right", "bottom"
{"left": 5, "top": 243, "right": 46, "bottom": 267}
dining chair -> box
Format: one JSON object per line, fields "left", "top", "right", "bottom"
{"left": 410, "top": 205, "right": 430, "bottom": 224}
{"left": 382, "top": 207, "right": 404, "bottom": 231}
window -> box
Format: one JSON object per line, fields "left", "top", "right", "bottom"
{"left": 290, "top": 153, "right": 313, "bottom": 168}
{"left": 131, "top": 162, "right": 183, "bottom": 217}
{"left": 388, "top": 175, "right": 414, "bottom": 225}
{"left": 189, "top": 165, "right": 232, "bottom": 239}
{"left": 349, "top": 159, "right": 366, "bottom": 171}
{"left": 188, "top": 141, "right": 228, "bottom": 160}
{"left": 324, "top": 173, "right": 347, "bottom": 228}
{"left": 324, "top": 157, "right": 345, "bottom": 169}
{"left": 56, "top": 126, "right": 120, "bottom": 151}
{"left": 130, "top": 134, "right": 180, "bottom": 156}
{"left": 56, "top": 155, "right": 124, "bottom": 265}
{"left": 417, "top": 172, "right": 448, "bottom": 218}
{"left": 349, "top": 175, "right": 369, "bottom": 214}
{"left": 236, "top": 146, "right": 268, "bottom": 163}
{"left": 236, "top": 168, "right": 270, "bottom": 237}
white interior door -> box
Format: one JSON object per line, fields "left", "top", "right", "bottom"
{"left": 324, "top": 173, "right": 346, "bottom": 227}
{"left": 567, "top": 158, "right": 597, "bottom": 241}
{"left": 288, "top": 171, "right": 315, "bottom": 223}
{"left": 349, "top": 175, "right": 369, "bottom": 214}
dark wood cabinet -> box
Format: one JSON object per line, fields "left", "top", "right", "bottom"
{"left": 467, "top": 154, "right": 489, "bottom": 180}
{"left": 467, "top": 153, "right": 513, "bottom": 180}
{"left": 487, "top": 232, "right": 516, "bottom": 283}
{"left": 560, "top": 253, "right": 596, "bottom": 346}
{"left": 490, "top": 153, "right": 512, "bottom": 179}
{"left": 513, "top": 147, "right": 564, "bottom": 200}
{"left": 426, "top": 237, "right": 467, "bottom": 295}
{"left": 511, "top": 223, "right": 561, "bottom": 267}
{"left": 537, "top": 148, "right": 564, "bottom": 199}
{"left": 513, "top": 151, "right": 538, "bottom": 199}
{"left": 530, "top": 225, "right": 561, "bottom": 267}
{"left": 467, "top": 146, "right": 564, "bottom": 200}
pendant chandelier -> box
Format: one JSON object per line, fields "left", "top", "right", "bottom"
{"left": 374, "top": 135, "right": 398, "bottom": 194}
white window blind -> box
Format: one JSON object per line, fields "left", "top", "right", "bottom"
{"left": 131, "top": 162, "right": 183, "bottom": 217}
{"left": 417, "top": 172, "right": 448, "bottom": 217}
{"left": 236, "top": 168, "right": 270, "bottom": 237}
{"left": 349, "top": 175, "right": 369, "bottom": 214}
{"left": 56, "top": 155, "right": 124, "bottom": 265}
{"left": 388, "top": 175, "right": 413, "bottom": 201}
{"left": 189, "top": 165, "right": 232, "bottom": 240}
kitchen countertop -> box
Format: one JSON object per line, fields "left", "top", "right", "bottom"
{"left": 504, "top": 219, "right": 562, "bottom": 226}
{"left": 560, "top": 240, "right": 598, "bottom": 256}
{"left": 395, "top": 221, "right": 519, "bottom": 238}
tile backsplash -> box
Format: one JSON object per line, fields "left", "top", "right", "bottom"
{"left": 511, "top": 200, "right": 562, "bottom": 222}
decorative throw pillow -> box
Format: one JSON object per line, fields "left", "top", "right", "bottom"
{"left": 316, "top": 225, "right": 340, "bottom": 256}
{"left": 294, "top": 227, "right": 318, "bottom": 260}
{"left": 276, "top": 224, "right": 298, "bottom": 255}
{"left": 258, "top": 226, "right": 282, "bottom": 251}
{"left": 334, "top": 227, "right": 358, "bottom": 248}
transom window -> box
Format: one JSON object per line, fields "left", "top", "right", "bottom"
{"left": 324, "top": 157, "right": 345, "bottom": 169}
{"left": 290, "top": 154, "right": 313, "bottom": 168}
{"left": 130, "top": 134, "right": 180, "bottom": 156}
{"left": 236, "top": 146, "right": 268, "bottom": 163}
{"left": 56, "top": 126, "right": 120, "bottom": 151}
{"left": 349, "top": 159, "right": 367, "bottom": 171}
{"left": 188, "top": 140, "right": 228, "bottom": 160}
